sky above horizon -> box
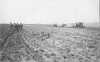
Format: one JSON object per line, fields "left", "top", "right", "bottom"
{"left": 0, "top": 0, "right": 99, "bottom": 24}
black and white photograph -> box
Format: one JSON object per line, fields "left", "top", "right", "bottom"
{"left": 0, "top": 0, "right": 100, "bottom": 62}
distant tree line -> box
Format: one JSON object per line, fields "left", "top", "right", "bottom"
{"left": 53, "top": 24, "right": 67, "bottom": 27}
{"left": 53, "top": 22, "right": 85, "bottom": 28}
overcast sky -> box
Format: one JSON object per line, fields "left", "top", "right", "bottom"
{"left": 0, "top": 0, "right": 99, "bottom": 24}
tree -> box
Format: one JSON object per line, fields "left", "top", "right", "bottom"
{"left": 73, "top": 22, "right": 85, "bottom": 28}
{"left": 61, "top": 24, "right": 66, "bottom": 27}
{"left": 53, "top": 24, "right": 57, "bottom": 27}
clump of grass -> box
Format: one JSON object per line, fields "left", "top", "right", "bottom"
{"left": 10, "top": 23, "right": 23, "bottom": 32}
{"left": 0, "top": 23, "right": 25, "bottom": 62}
